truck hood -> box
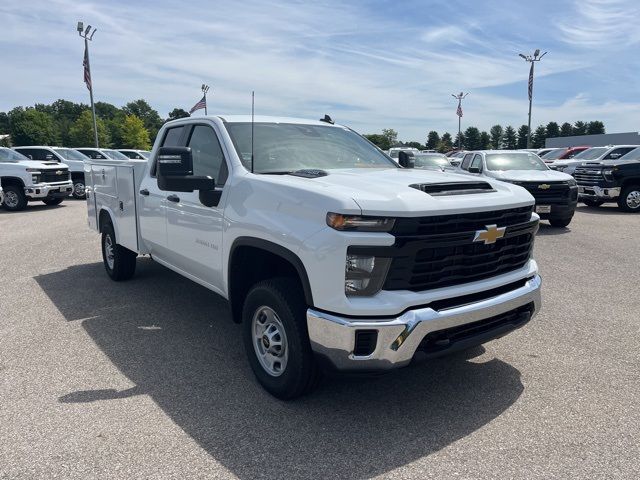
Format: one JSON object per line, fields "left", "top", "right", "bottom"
{"left": 13, "top": 160, "right": 69, "bottom": 170}
{"left": 579, "top": 159, "right": 639, "bottom": 168}
{"left": 262, "top": 168, "right": 534, "bottom": 216}
{"left": 488, "top": 170, "right": 574, "bottom": 182}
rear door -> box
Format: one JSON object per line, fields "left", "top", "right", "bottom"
{"left": 164, "top": 123, "right": 229, "bottom": 292}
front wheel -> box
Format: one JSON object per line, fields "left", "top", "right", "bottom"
{"left": 242, "top": 278, "right": 319, "bottom": 399}
{"left": 101, "top": 221, "right": 137, "bottom": 281}
{"left": 582, "top": 199, "right": 603, "bottom": 208}
{"left": 549, "top": 217, "right": 572, "bottom": 228}
{"left": 72, "top": 177, "right": 86, "bottom": 199}
{"left": 617, "top": 185, "right": 640, "bottom": 213}
{"left": 2, "top": 185, "right": 27, "bottom": 211}
{"left": 42, "top": 197, "right": 64, "bottom": 206}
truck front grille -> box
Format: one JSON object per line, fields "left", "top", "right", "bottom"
{"left": 351, "top": 207, "right": 536, "bottom": 293}
{"left": 41, "top": 169, "right": 70, "bottom": 183}
{"left": 516, "top": 181, "right": 571, "bottom": 204}
{"left": 573, "top": 168, "right": 604, "bottom": 185}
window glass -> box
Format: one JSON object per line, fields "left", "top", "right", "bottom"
{"left": 470, "top": 154, "right": 483, "bottom": 170}
{"left": 605, "top": 147, "right": 635, "bottom": 160}
{"left": 15, "top": 148, "right": 36, "bottom": 160}
{"left": 573, "top": 147, "right": 607, "bottom": 160}
{"left": 541, "top": 148, "right": 566, "bottom": 160}
{"left": 619, "top": 147, "right": 640, "bottom": 160}
{"left": 53, "top": 148, "right": 89, "bottom": 161}
{"left": 0, "top": 147, "right": 29, "bottom": 162}
{"left": 163, "top": 126, "right": 185, "bottom": 147}
{"left": 485, "top": 153, "right": 548, "bottom": 171}
{"left": 79, "top": 149, "right": 105, "bottom": 159}
{"left": 187, "top": 125, "right": 228, "bottom": 185}
{"left": 460, "top": 153, "right": 474, "bottom": 170}
{"left": 102, "top": 149, "right": 130, "bottom": 160}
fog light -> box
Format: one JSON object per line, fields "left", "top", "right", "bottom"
{"left": 345, "top": 253, "right": 391, "bottom": 296}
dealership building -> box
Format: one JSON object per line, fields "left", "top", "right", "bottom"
{"left": 546, "top": 132, "right": 640, "bottom": 148}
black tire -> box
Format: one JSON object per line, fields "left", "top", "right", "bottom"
{"left": 2, "top": 185, "right": 27, "bottom": 211}
{"left": 617, "top": 185, "right": 640, "bottom": 213}
{"left": 42, "top": 197, "right": 64, "bottom": 206}
{"left": 72, "top": 175, "right": 86, "bottom": 200}
{"left": 100, "top": 221, "right": 137, "bottom": 281}
{"left": 582, "top": 199, "right": 603, "bottom": 208}
{"left": 242, "top": 277, "right": 319, "bottom": 399}
{"left": 549, "top": 217, "right": 572, "bottom": 228}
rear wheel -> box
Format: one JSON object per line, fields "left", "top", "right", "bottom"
{"left": 617, "top": 185, "right": 640, "bottom": 212}
{"left": 242, "top": 277, "right": 319, "bottom": 399}
{"left": 72, "top": 176, "right": 86, "bottom": 199}
{"left": 582, "top": 199, "right": 603, "bottom": 208}
{"left": 2, "top": 185, "right": 27, "bottom": 211}
{"left": 42, "top": 197, "right": 64, "bottom": 206}
{"left": 101, "top": 221, "right": 137, "bottom": 281}
{"left": 549, "top": 217, "right": 572, "bottom": 228}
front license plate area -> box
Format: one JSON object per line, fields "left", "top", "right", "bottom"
{"left": 536, "top": 205, "right": 551, "bottom": 213}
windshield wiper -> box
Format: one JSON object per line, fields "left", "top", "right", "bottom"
{"left": 260, "top": 171, "right": 294, "bottom": 175}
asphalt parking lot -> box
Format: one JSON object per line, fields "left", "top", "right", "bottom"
{"left": 1, "top": 200, "right": 639, "bottom": 479}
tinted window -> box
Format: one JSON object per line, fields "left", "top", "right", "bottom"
{"left": 78, "top": 149, "right": 106, "bottom": 159}
{"left": 53, "top": 148, "right": 89, "bottom": 161}
{"left": 619, "top": 147, "right": 640, "bottom": 161}
{"left": 470, "top": 154, "right": 483, "bottom": 170}
{"left": 460, "top": 153, "right": 474, "bottom": 170}
{"left": 163, "top": 126, "right": 186, "bottom": 147}
{"left": 120, "top": 151, "right": 136, "bottom": 159}
{"left": 605, "top": 147, "right": 635, "bottom": 160}
{"left": 187, "top": 125, "right": 228, "bottom": 186}
{"left": 15, "top": 148, "right": 37, "bottom": 160}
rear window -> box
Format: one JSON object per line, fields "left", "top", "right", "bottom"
{"left": 573, "top": 147, "right": 607, "bottom": 160}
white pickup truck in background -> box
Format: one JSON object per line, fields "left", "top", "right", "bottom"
{"left": 0, "top": 147, "right": 73, "bottom": 211}
{"left": 85, "top": 115, "right": 542, "bottom": 399}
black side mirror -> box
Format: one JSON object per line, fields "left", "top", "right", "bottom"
{"left": 468, "top": 166, "right": 481, "bottom": 174}
{"left": 398, "top": 151, "right": 415, "bottom": 168}
{"left": 156, "top": 146, "right": 216, "bottom": 193}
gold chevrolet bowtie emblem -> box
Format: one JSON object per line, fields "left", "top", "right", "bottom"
{"left": 55, "top": 170, "right": 64, "bottom": 175}
{"left": 538, "top": 184, "right": 551, "bottom": 190}
{"left": 473, "top": 224, "right": 506, "bottom": 245}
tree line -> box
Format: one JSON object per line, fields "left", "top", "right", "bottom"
{"left": 364, "top": 120, "right": 606, "bottom": 152}
{"left": 0, "top": 99, "right": 191, "bottom": 149}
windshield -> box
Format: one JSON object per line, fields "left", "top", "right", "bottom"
{"left": 485, "top": 152, "right": 548, "bottom": 171}
{"left": 573, "top": 147, "right": 607, "bottom": 160}
{"left": 53, "top": 148, "right": 89, "bottom": 161}
{"left": 541, "top": 148, "right": 567, "bottom": 160}
{"left": 619, "top": 147, "right": 640, "bottom": 161}
{"left": 140, "top": 151, "right": 150, "bottom": 159}
{"left": 225, "top": 123, "right": 397, "bottom": 173}
{"left": 413, "top": 154, "right": 450, "bottom": 169}
{"left": 102, "top": 149, "right": 131, "bottom": 160}
{"left": 0, "top": 147, "right": 29, "bottom": 162}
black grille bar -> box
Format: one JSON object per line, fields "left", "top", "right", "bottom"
{"left": 40, "top": 169, "right": 70, "bottom": 183}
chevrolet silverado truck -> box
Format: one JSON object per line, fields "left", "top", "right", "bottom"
{"left": 457, "top": 150, "right": 578, "bottom": 227}
{"left": 574, "top": 147, "right": 640, "bottom": 212}
{"left": 85, "top": 115, "right": 542, "bottom": 399}
{"left": 13, "top": 146, "right": 89, "bottom": 199}
{"left": 0, "top": 147, "right": 73, "bottom": 211}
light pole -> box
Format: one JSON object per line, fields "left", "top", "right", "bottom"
{"left": 451, "top": 92, "right": 469, "bottom": 150}
{"left": 202, "top": 84, "right": 210, "bottom": 115}
{"left": 518, "top": 49, "right": 547, "bottom": 149}
{"left": 77, "top": 22, "right": 98, "bottom": 147}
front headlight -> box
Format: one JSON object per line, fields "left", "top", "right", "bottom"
{"left": 327, "top": 213, "right": 395, "bottom": 232}
{"left": 602, "top": 168, "right": 615, "bottom": 181}
{"left": 345, "top": 252, "right": 391, "bottom": 296}
{"left": 26, "top": 168, "right": 41, "bottom": 183}
{"left": 566, "top": 178, "right": 577, "bottom": 187}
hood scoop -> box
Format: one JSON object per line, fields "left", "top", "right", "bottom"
{"left": 288, "top": 169, "right": 329, "bottom": 179}
{"left": 410, "top": 181, "right": 496, "bottom": 196}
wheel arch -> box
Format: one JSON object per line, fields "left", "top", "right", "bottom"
{"left": 98, "top": 207, "right": 120, "bottom": 241}
{"left": 228, "top": 237, "right": 313, "bottom": 323}
{"left": 1, "top": 176, "right": 26, "bottom": 189}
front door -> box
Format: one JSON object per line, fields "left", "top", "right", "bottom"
{"left": 164, "top": 123, "right": 229, "bottom": 293}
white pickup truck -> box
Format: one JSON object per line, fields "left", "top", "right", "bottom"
{"left": 85, "top": 115, "right": 542, "bottom": 399}
{"left": 0, "top": 147, "right": 73, "bottom": 211}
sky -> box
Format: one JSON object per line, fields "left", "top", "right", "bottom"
{"left": 1, "top": 0, "right": 639, "bottom": 141}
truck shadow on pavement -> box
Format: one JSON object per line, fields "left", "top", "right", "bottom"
{"left": 36, "top": 259, "right": 524, "bottom": 480}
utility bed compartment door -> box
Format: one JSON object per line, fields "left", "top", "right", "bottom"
{"left": 115, "top": 165, "right": 138, "bottom": 252}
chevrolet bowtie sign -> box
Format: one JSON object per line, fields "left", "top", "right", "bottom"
{"left": 473, "top": 224, "right": 506, "bottom": 245}
{"left": 538, "top": 184, "right": 551, "bottom": 190}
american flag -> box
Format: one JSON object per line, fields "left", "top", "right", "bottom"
{"left": 189, "top": 95, "right": 207, "bottom": 114}
{"left": 83, "top": 44, "right": 92, "bottom": 91}
{"left": 528, "top": 62, "right": 534, "bottom": 101}
{"left": 456, "top": 102, "right": 463, "bottom": 118}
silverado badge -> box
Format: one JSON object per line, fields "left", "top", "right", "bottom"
{"left": 473, "top": 225, "right": 506, "bottom": 245}
{"left": 538, "top": 184, "right": 551, "bottom": 190}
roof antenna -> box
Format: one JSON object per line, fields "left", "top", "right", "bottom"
{"left": 320, "top": 114, "right": 334, "bottom": 124}
{"left": 251, "top": 91, "right": 255, "bottom": 174}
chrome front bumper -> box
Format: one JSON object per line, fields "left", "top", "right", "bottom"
{"left": 307, "top": 275, "right": 542, "bottom": 371}
{"left": 25, "top": 181, "right": 73, "bottom": 199}
{"left": 578, "top": 185, "right": 620, "bottom": 200}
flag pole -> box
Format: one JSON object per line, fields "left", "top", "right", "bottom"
{"left": 78, "top": 22, "right": 99, "bottom": 148}
{"left": 202, "top": 84, "right": 210, "bottom": 115}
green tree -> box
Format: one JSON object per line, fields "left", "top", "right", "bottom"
{"left": 480, "top": 131, "right": 491, "bottom": 150}
{"left": 95, "top": 101, "right": 122, "bottom": 120}
{"left": 0, "top": 112, "right": 9, "bottom": 134}
{"left": 587, "top": 121, "right": 605, "bottom": 134}
{"left": 517, "top": 124, "right": 529, "bottom": 149}
{"left": 573, "top": 121, "right": 587, "bottom": 136}
{"left": 123, "top": 99, "right": 163, "bottom": 141}
{"left": 68, "top": 110, "right": 110, "bottom": 147}
{"left": 531, "top": 125, "right": 547, "bottom": 148}
{"left": 36, "top": 99, "right": 87, "bottom": 146}
{"left": 545, "top": 121, "right": 560, "bottom": 139}
{"left": 463, "top": 126, "right": 481, "bottom": 150}
{"left": 120, "top": 115, "right": 151, "bottom": 149}
{"left": 454, "top": 131, "right": 465, "bottom": 150}
{"left": 363, "top": 134, "right": 390, "bottom": 150}
{"left": 167, "top": 108, "right": 190, "bottom": 121}
{"left": 381, "top": 128, "right": 398, "bottom": 147}
{"left": 106, "top": 111, "right": 127, "bottom": 148}
{"left": 560, "top": 122, "right": 573, "bottom": 137}
{"left": 8, "top": 108, "right": 58, "bottom": 146}
{"left": 437, "top": 132, "right": 453, "bottom": 153}
{"left": 406, "top": 141, "right": 423, "bottom": 149}
{"left": 501, "top": 126, "right": 517, "bottom": 149}
{"left": 489, "top": 125, "right": 503, "bottom": 149}
{"left": 426, "top": 131, "right": 440, "bottom": 150}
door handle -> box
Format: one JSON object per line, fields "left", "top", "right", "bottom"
{"left": 167, "top": 194, "right": 180, "bottom": 203}
{"left": 139, "top": 188, "right": 149, "bottom": 196}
